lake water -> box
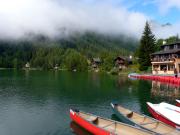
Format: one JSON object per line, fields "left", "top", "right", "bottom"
{"left": 0, "top": 70, "right": 179, "bottom": 135}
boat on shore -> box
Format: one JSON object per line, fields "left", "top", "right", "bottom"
{"left": 70, "top": 109, "right": 154, "bottom": 135}
{"left": 111, "top": 102, "right": 179, "bottom": 135}
{"left": 176, "top": 100, "right": 180, "bottom": 107}
{"left": 147, "top": 102, "right": 180, "bottom": 129}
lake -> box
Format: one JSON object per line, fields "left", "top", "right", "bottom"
{"left": 0, "top": 70, "right": 179, "bottom": 135}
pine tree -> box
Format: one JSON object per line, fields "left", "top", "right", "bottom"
{"left": 138, "top": 22, "right": 156, "bottom": 71}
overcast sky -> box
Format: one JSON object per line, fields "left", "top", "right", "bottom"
{"left": 0, "top": 0, "right": 180, "bottom": 40}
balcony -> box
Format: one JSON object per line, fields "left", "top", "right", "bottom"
{"left": 151, "top": 57, "right": 175, "bottom": 63}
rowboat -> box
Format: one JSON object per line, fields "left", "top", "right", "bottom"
{"left": 111, "top": 102, "right": 179, "bottom": 135}
{"left": 147, "top": 102, "right": 180, "bottom": 129}
{"left": 176, "top": 100, "right": 180, "bottom": 107}
{"left": 70, "top": 109, "right": 154, "bottom": 135}
{"left": 70, "top": 121, "right": 92, "bottom": 135}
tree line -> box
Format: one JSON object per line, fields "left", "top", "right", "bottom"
{"left": 0, "top": 32, "right": 136, "bottom": 71}
{"left": 1, "top": 25, "right": 177, "bottom": 72}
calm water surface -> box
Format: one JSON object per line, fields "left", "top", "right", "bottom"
{"left": 0, "top": 70, "right": 179, "bottom": 135}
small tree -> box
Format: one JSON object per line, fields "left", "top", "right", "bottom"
{"left": 165, "top": 35, "right": 180, "bottom": 44}
{"left": 138, "top": 22, "right": 156, "bottom": 71}
{"left": 64, "top": 49, "right": 88, "bottom": 71}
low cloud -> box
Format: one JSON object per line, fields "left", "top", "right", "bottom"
{"left": 150, "top": 20, "right": 180, "bottom": 39}
{"left": 143, "top": 0, "right": 180, "bottom": 39}
{"left": 155, "top": 23, "right": 180, "bottom": 39}
{"left": 156, "top": 0, "right": 180, "bottom": 14}
{"left": 0, "top": 0, "right": 179, "bottom": 40}
{"left": 0, "top": 0, "right": 148, "bottom": 39}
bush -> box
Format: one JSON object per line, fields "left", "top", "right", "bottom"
{"left": 110, "top": 67, "right": 119, "bottom": 75}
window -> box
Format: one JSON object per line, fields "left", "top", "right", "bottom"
{"left": 178, "top": 45, "right": 180, "bottom": 49}
{"left": 153, "top": 65, "right": 159, "bottom": 70}
{"left": 164, "top": 46, "right": 169, "bottom": 51}
{"left": 168, "top": 64, "right": 175, "bottom": 71}
{"left": 169, "top": 45, "right": 174, "bottom": 49}
{"left": 174, "top": 44, "right": 178, "bottom": 49}
{"left": 160, "top": 65, "right": 167, "bottom": 71}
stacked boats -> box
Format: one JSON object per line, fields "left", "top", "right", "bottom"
{"left": 70, "top": 101, "right": 180, "bottom": 135}
{"left": 129, "top": 74, "right": 180, "bottom": 86}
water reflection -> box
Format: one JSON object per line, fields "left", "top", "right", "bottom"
{"left": 1, "top": 70, "right": 180, "bottom": 135}
{"left": 70, "top": 122, "right": 92, "bottom": 135}
{"left": 151, "top": 81, "right": 180, "bottom": 102}
{"left": 111, "top": 114, "right": 121, "bottom": 122}
{"left": 116, "top": 76, "right": 131, "bottom": 88}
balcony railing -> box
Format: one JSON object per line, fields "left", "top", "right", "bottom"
{"left": 151, "top": 57, "right": 175, "bottom": 62}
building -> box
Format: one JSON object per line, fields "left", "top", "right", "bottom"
{"left": 25, "top": 62, "right": 30, "bottom": 68}
{"left": 114, "top": 56, "right": 132, "bottom": 70}
{"left": 54, "top": 64, "right": 59, "bottom": 70}
{"left": 151, "top": 42, "right": 180, "bottom": 75}
{"left": 92, "top": 58, "right": 101, "bottom": 69}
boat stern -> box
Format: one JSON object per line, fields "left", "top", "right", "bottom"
{"left": 176, "top": 100, "right": 180, "bottom": 107}
{"left": 110, "top": 101, "right": 119, "bottom": 109}
{"left": 146, "top": 102, "right": 155, "bottom": 112}
{"left": 70, "top": 109, "right": 80, "bottom": 121}
{"left": 146, "top": 102, "right": 159, "bottom": 118}
{"left": 146, "top": 102, "right": 153, "bottom": 107}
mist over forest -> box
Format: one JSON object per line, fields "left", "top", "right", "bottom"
{"left": 0, "top": 31, "right": 138, "bottom": 70}
{"left": 0, "top": 0, "right": 179, "bottom": 71}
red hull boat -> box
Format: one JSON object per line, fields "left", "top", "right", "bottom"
{"left": 176, "top": 100, "right": 180, "bottom": 107}
{"left": 70, "top": 109, "right": 154, "bottom": 135}
{"left": 147, "top": 102, "right": 180, "bottom": 129}
{"left": 70, "top": 122, "right": 92, "bottom": 135}
{"left": 70, "top": 109, "right": 109, "bottom": 135}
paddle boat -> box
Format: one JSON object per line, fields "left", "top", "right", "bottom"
{"left": 176, "top": 100, "right": 180, "bottom": 107}
{"left": 70, "top": 109, "right": 154, "bottom": 135}
{"left": 111, "top": 102, "right": 179, "bottom": 135}
{"left": 147, "top": 102, "right": 180, "bottom": 129}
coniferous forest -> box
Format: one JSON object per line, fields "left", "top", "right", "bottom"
{"left": 0, "top": 32, "right": 137, "bottom": 71}
{"left": 1, "top": 27, "right": 179, "bottom": 72}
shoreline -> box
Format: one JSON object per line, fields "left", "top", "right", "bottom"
{"left": 0, "top": 67, "right": 139, "bottom": 76}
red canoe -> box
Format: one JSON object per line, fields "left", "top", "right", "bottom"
{"left": 70, "top": 121, "right": 92, "bottom": 135}
{"left": 147, "top": 102, "right": 180, "bottom": 129}
{"left": 176, "top": 100, "right": 180, "bottom": 107}
{"left": 70, "top": 109, "right": 154, "bottom": 135}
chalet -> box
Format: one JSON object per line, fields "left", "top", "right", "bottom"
{"left": 54, "top": 64, "right": 59, "bottom": 70}
{"left": 92, "top": 58, "right": 101, "bottom": 69}
{"left": 25, "top": 62, "right": 30, "bottom": 68}
{"left": 151, "top": 42, "right": 180, "bottom": 75}
{"left": 114, "top": 56, "right": 132, "bottom": 70}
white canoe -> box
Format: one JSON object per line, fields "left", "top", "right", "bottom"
{"left": 147, "top": 102, "right": 180, "bottom": 129}
{"left": 176, "top": 100, "right": 180, "bottom": 107}
{"left": 176, "top": 100, "right": 180, "bottom": 104}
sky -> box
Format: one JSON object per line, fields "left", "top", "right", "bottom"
{"left": 0, "top": 0, "right": 180, "bottom": 40}
{"left": 121, "top": 0, "right": 180, "bottom": 24}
